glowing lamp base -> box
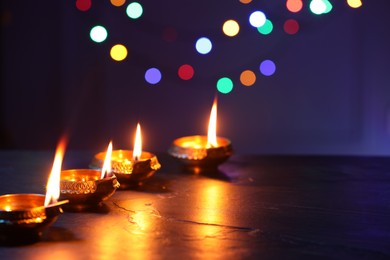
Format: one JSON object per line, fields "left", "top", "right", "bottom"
{"left": 0, "top": 194, "right": 66, "bottom": 245}
{"left": 59, "top": 169, "right": 119, "bottom": 211}
{"left": 90, "top": 150, "right": 161, "bottom": 189}
{"left": 168, "top": 135, "right": 233, "bottom": 173}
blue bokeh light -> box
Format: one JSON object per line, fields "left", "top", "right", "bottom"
{"left": 145, "top": 68, "right": 162, "bottom": 84}
{"left": 259, "top": 60, "right": 276, "bottom": 76}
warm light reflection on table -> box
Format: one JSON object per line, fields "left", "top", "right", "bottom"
{"left": 194, "top": 182, "right": 227, "bottom": 254}
{"left": 1, "top": 151, "right": 389, "bottom": 259}
{"left": 88, "top": 198, "right": 159, "bottom": 260}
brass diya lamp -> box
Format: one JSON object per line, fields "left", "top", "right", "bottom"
{"left": 168, "top": 97, "right": 233, "bottom": 172}
{"left": 0, "top": 194, "right": 67, "bottom": 244}
{"left": 59, "top": 169, "right": 119, "bottom": 209}
{"left": 0, "top": 141, "right": 68, "bottom": 244}
{"left": 90, "top": 123, "right": 161, "bottom": 188}
{"left": 60, "top": 142, "right": 120, "bottom": 209}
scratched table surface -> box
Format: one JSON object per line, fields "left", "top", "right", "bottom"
{"left": 0, "top": 150, "right": 389, "bottom": 259}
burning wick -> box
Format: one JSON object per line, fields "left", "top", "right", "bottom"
{"left": 167, "top": 96, "right": 232, "bottom": 170}
{"left": 207, "top": 97, "right": 218, "bottom": 148}
{"left": 133, "top": 123, "right": 142, "bottom": 161}
{"left": 101, "top": 141, "right": 113, "bottom": 179}
{"left": 44, "top": 139, "right": 66, "bottom": 207}
{"left": 90, "top": 122, "right": 160, "bottom": 187}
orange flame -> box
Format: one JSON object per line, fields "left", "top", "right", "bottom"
{"left": 207, "top": 97, "right": 218, "bottom": 147}
{"left": 133, "top": 123, "right": 142, "bottom": 160}
{"left": 44, "top": 139, "right": 66, "bottom": 207}
{"left": 101, "top": 141, "right": 113, "bottom": 179}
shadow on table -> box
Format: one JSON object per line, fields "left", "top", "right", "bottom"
{"left": 42, "top": 226, "right": 79, "bottom": 243}
{"left": 61, "top": 203, "right": 111, "bottom": 214}
{"left": 0, "top": 227, "right": 78, "bottom": 247}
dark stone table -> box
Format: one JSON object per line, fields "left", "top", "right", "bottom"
{"left": 0, "top": 151, "right": 389, "bottom": 259}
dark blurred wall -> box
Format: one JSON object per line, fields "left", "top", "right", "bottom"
{"left": 1, "top": 1, "right": 390, "bottom": 155}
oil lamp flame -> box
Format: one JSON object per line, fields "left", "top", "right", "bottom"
{"left": 207, "top": 98, "right": 218, "bottom": 148}
{"left": 101, "top": 141, "right": 113, "bottom": 179}
{"left": 44, "top": 139, "right": 66, "bottom": 207}
{"left": 133, "top": 123, "right": 142, "bottom": 161}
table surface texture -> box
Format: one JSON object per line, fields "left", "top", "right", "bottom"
{"left": 0, "top": 151, "right": 389, "bottom": 259}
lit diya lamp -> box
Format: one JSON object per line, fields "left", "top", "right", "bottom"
{"left": 168, "top": 97, "right": 233, "bottom": 172}
{"left": 59, "top": 141, "right": 120, "bottom": 210}
{"left": 90, "top": 123, "right": 161, "bottom": 188}
{"left": 0, "top": 140, "right": 68, "bottom": 244}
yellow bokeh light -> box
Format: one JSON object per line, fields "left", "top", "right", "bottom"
{"left": 239, "top": 0, "right": 253, "bottom": 4}
{"left": 110, "top": 0, "right": 126, "bottom": 7}
{"left": 240, "top": 70, "right": 256, "bottom": 86}
{"left": 222, "top": 20, "right": 240, "bottom": 37}
{"left": 110, "top": 44, "right": 128, "bottom": 61}
{"left": 347, "top": 0, "right": 362, "bottom": 8}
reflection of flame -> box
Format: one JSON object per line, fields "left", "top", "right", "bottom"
{"left": 44, "top": 139, "right": 66, "bottom": 207}
{"left": 207, "top": 97, "right": 218, "bottom": 147}
{"left": 133, "top": 123, "right": 142, "bottom": 160}
{"left": 101, "top": 141, "right": 112, "bottom": 179}
{"left": 132, "top": 211, "right": 148, "bottom": 231}
{"left": 90, "top": 202, "right": 156, "bottom": 259}
{"left": 201, "top": 185, "right": 220, "bottom": 223}
{"left": 196, "top": 184, "right": 224, "bottom": 246}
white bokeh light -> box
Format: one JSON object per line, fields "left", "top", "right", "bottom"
{"left": 90, "top": 25, "right": 108, "bottom": 43}
{"left": 249, "top": 11, "right": 266, "bottom": 28}
{"left": 195, "top": 37, "right": 213, "bottom": 55}
{"left": 310, "top": 0, "right": 327, "bottom": 15}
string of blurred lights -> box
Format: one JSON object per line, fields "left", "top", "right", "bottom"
{"left": 76, "top": 0, "right": 363, "bottom": 94}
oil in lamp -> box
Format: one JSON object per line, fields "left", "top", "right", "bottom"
{"left": 0, "top": 140, "right": 68, "bottom": 244}
{"left": 90, "top": 123, "right": 161, "bottom": 188}
{"left": 168, "top": 97, "right": 233, "bottom": 173}
{"left": 59, "top": 141, "right": 120, "bottom": 210}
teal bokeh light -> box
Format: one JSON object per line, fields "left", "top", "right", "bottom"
{"left": 216, "top": 77, "right": 234, "bottom": 94}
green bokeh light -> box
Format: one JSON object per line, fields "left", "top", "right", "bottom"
{"left": 323, "top": 0, "right": 333, "bottom": 14}
{"left": 216, "top": 77, "right": 234, "bottom": 94}
{"left": 257, "top": 19, "right": 273, "bottom": 35}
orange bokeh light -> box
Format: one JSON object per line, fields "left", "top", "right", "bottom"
{"left": 110, "top": 0, "right": 126, "bottom": 7}
{"left": 286, "top": 0, "right": 303, "bottom": 13}
{"left": 240, "top": 70, "right": 256, "bottom": 86}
